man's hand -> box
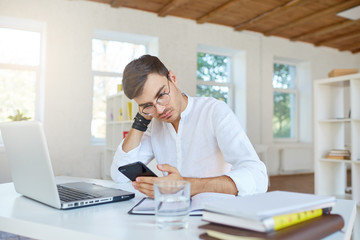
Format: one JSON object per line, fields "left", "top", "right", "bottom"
{"left": 132, "top": 164, "right": 183, "bottom": 198}
{"left": 132, "top": 164, "right": 238, "bottom": 198}
{"left": 122, "top": 112, "right": 152, "bottom": 153}
{"left": 140, "top": 112, "right": 153, "bottom": 121}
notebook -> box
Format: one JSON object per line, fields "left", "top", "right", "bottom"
{"left": 0, "top": 121, "right": 135, "bottom": 209}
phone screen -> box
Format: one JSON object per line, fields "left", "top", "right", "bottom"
{"left": 118, "top": 161, "right": 158, "bottom": 181}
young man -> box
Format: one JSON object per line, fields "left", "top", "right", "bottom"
{"left": 111, "top": 55, "right": 268, "bottom": 198}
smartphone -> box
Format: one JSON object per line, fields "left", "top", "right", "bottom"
{"left": 118, "top": 161, "right": 158, "bottom": 181}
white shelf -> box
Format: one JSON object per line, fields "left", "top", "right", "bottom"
{"left": 104, "top": 91, "right": 137, "bottom": 180}
{"left": 319, "top": 158, "right": 352, "bottom": 163}
{"left": 314, "top": 73, "right": 360, "bottom": 240}
{"left": 334, "top": 194, "right": 353, "bottom": 200}
{"left": 315, "top": 73, "right": 359, "bottom": 83}
{"left": 318, "top": 119, "right": 351, "bottom": 123}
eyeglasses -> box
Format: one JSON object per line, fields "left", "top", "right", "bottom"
{"left": 141, "top": 79, "right": 171, "bottom": 116}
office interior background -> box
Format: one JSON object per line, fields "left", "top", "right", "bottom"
{"left": 0, "top": 0, "right": 359, "bottom": 186}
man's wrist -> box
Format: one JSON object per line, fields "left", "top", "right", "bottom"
{"left": 132, "top": 113, "right": 151, "bottom": 132}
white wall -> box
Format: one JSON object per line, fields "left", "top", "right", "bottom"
{"left": 0, "top": 0, "right": 359, "bottom": 182}
{"left": 356, "top": 54, "right": 360, "bottom": 67}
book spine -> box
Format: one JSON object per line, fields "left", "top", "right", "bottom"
{"left": 271, "top": 208, "right": 330, "bottom": 231}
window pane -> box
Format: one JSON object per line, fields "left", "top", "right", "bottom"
{"left": 0, "top": 28, "right": 40, "bottom": 66}
{"left": 273, "top": 92, "right": 296, "bottom": 138}
{"left": 0, "top": 69, "right": 36, "bottom": 122}
{"left": 272, "top": 63, "right": 296, "bottom": 89}
{"left": 196, "top": 85, "right": 229, "bottom": 103}
{"left": 197, "top": 52, "right": 230, "bottom": 83}
{"left": 92, "top": 39, "right": 146, "bottom": 73}
{"left": 92, "top": 76, "right": 122, "bottom": 140}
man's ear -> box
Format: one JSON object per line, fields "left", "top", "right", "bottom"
{"left": 168, "top": 70, "right": 178, "bottom": 86}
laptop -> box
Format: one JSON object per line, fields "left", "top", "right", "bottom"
{"left": 0, "top": 121, "right": 135, "bottom": 209}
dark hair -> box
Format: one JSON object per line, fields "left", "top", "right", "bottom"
{"left": 122, "top": 55, "right": 169, "bottom": 99}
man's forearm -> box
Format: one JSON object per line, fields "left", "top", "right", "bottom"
{"left": 184, "top": 175, "right": 238, "bottom": 196}
{"left": 122, "top": 128, "right": 145, "bottom": 153}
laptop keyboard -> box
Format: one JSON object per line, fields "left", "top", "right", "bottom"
{"left": 57, "top": 185, "right": 100, "bottom": 202}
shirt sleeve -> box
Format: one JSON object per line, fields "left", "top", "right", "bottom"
{"left": 211, "top": 100, "right": 268, "bottom": 196}
{"left": 110, "top": 125, "right": 155, "bottom": 183}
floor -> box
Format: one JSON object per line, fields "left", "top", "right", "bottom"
{"left": 268, "top": 172, "right": 315, "bottom": 194}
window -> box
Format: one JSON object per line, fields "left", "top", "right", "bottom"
{"left": 0, "top": 26, "right": 43, "bottom": 145}
{"left": 272, "top": 62, "right": 297, "bottom": 139}
{"left": 196, "top": 52, "right": 232, "bottom": 104}
{"left": 91, "top": 39, "right": 146, "bottom": 143}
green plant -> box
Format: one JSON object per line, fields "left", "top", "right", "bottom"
{"left": 8, "top": 109, "right": 31, "bottom": 121}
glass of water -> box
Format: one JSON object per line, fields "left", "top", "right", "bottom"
{"left": 154, "top": 180, "right": 191, "bottom": 230}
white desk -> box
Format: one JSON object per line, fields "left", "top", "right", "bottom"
{"left": 0, "top": 177, "right": 356, "bottom": 240}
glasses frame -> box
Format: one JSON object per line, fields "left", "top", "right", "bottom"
{"left": 141, "top": 77, "right": 171, "bottom": 116}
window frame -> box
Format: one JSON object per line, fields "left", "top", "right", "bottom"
{"left": 0, "top": 17, "right": 45, "bottom": 146}
{"left": 272, "top": 60, "right": 299, "bottom": 142}
{"left": 196, "top": 50, "right": 234, "bottom": 109}
{"left": 0, "top": 18, "right": 45, "bottom": 122}
{"left": 91, "top": 30, "right": 155, "bottom": 145}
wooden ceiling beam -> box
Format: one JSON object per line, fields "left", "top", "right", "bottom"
{"left": 110, "top": 0, "right": 126, "bottom": 8}
{"left": 264, "top": 0, "right": 360, "bottom": 36}
{"left": 158, "top": 0, "right": 190, "bottom": 17}
{"left": 339, "top": 41, "right": 360, "bottom": 51}
{"left": 291, "top": 19, "right": 360, "bottom": 41}
{"left": 197, "top": 0, "right": 241, "bottom": 24}
{"left": 339, "top": 42, "right": 360, "bottom": 51}
{"left": 315, "top": 31, "right": 360, "bottom": 47}
{"left": 234, "top": 0, "right": 302, "bottom": 32}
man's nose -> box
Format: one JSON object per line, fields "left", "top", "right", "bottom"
{"left": 155, "top": 104, "right": 166, "bottom": 114}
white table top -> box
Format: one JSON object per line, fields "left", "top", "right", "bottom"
{"left": 0, "top": 177, "right": 356, "bottom": 240}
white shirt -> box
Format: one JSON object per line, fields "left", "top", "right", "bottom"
{"left": 111, "top": 96, "right": 268, "bottom": 196}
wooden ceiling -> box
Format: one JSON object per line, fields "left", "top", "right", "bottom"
{"left": 89, "top": 0, "right": 360, "bottom": 54}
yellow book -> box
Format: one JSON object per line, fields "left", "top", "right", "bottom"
{"left": 273, "top": 208, "right": 325, "bottom": 231}
{"left": 127, "top": 102, "right": 132, "bottom": 119}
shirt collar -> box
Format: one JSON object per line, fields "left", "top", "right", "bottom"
{"left": 180, "top": 93, "right": 193, "bottom": 119}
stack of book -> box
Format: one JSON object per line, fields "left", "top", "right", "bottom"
{"left": 199, "top": 191, "right": 344, "bottom": 240}
{"left": 327, "top": 149, "right": 351, "bottom": 160}
{"left": 328, "top": 68, "right": 358, "bottom": 77}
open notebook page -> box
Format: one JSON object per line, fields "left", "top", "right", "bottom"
{"left": 129, "top": 192, "right": 236, "bottom": 216}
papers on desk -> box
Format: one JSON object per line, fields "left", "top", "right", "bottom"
{"left": 128, "top": 192, "right": 236, "bottom": 216}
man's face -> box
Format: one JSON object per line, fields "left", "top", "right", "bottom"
{"left": 134, "top": 72, "right": 182, "bottom": 123}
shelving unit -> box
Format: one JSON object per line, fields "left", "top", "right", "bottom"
{"left": 314, "top": 73, "right": 360, "bottom": 239}
{"left": 104, "top": 91, "right": 137, "bottom": 180}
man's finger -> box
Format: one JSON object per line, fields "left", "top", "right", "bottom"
{"left": 138, "top": 187, "right": 154, "bottom": 199}
{"left": 136, "top": 176, "right": 157, "bottom": 184}
{"left": 136, "top": 182, "right": 154, "bottom": 192}
{"left": 157, "top": 164, "right": 178, "bottom": 174}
